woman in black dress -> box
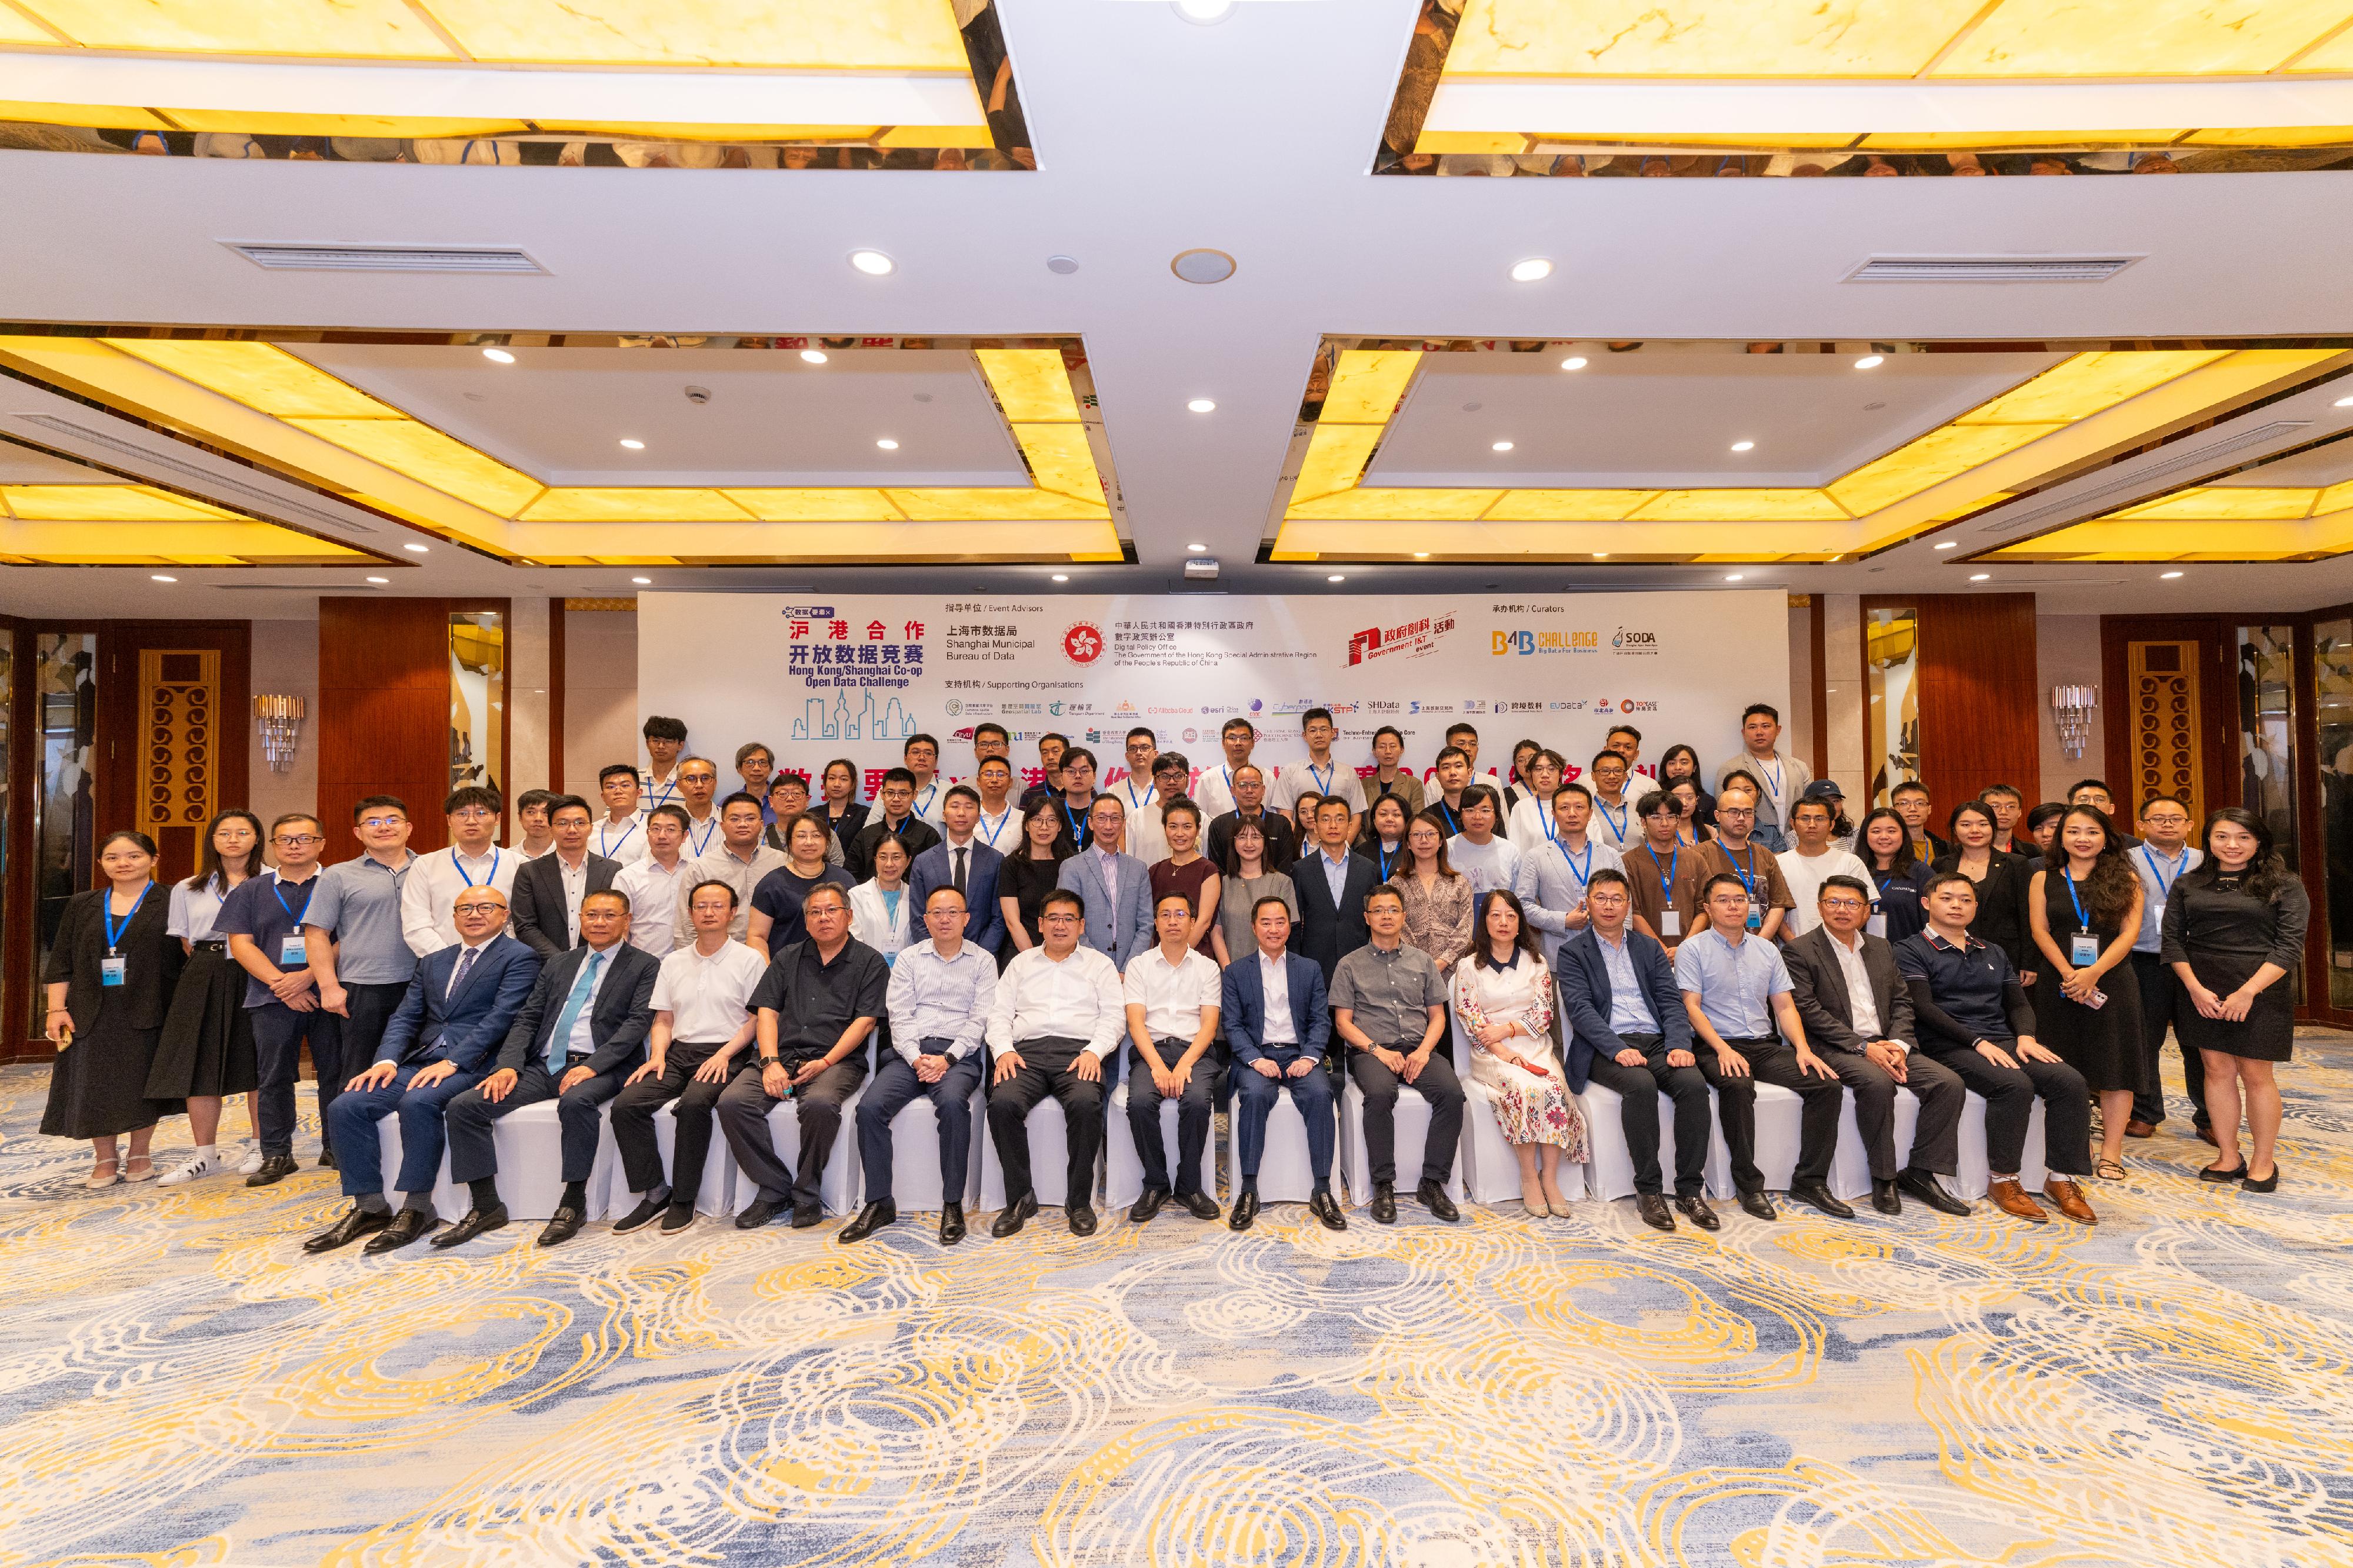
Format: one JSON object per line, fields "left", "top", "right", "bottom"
{"left": 1857, "top": 806, "right": 1933, "bottom": 943}
{"left": 995, "top": 797, "right": 1074, "bottom": 970}
{"left": 1659, "top": 744, "right": 1717, "bottom": 830}
{"left": 42, "top": 830, "right": 184, "bottom": 1187}
{"left": 2164, "top": 806, "right": 2309, "bottom": 1191}
{"left": 1933, "top": 801, "right": 2038, "bottom": 987}
{"left": 2027, "top": 805, "right": 2149, "bottom": 1183}
{"left": 149, "top": 809, "right": 265, "bottom": 1185}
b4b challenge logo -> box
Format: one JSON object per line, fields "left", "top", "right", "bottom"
{"left": 1494, "top": 628, "right": 1598, "bottom": 656}
{"left": 1347, "top": 612, "right": 1455, "bottom": 666}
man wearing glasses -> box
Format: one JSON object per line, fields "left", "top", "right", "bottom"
{"left": 299, "top": 796, "right": 419, "bottom": 1175}
{"left": 673, "top": 758, "right": 724, "bottom": 859}
{"left": 401, "top": 786, "right": 519, "bottom": 955}
{"left": 984, "top": 888, "right": 1123, "bottom": 1236}
{"left": 218, "top": 813, "right": 338, "bottom": 1187}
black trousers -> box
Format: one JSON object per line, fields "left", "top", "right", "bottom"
{"left": 1812, "top": 1045, "right": 1966, "bottom": 1180}
{"left": 1925, "top": 1039, "right": 2093, "bottom": 1178}
{"left": 1126, "top": 1039, "right": 1221, "bottom": 1196}
{"left": 322, "top": 980, "right": 407, "bottom": 1155}
{"left": 609, "top": 1040, "right": 748, "bottom": 1197}
{"left": 854, "top": 1048, "right": 985, "bottom": 1204}
{"left": 1709, "top": 1036, "right": 1844, "bottom": 1190}
{"left": 248, "top": 1002, "right": 343, "bottom": 1158}
{"left": 718, "top": 1052, "right": 870, "bottom": 1207}
{"left": 985, "top": 1036, "right": 1104, "bottom": 1205}
{"left": 1346, "top": 1046, "right": 1466, "bottom": 1187}
{"left": 1584, "top": 1037, "right": 1712, "bottom": 1197}
{"left": 2131, "top": 950, "right": 2208, "bottom": 1129}
{"left": 444, "top": 1054, "right": 630, "bottom": 1186}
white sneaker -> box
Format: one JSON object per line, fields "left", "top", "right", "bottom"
{"left": 236, "top": 1145, "right": 265, "bottom": 1175}
{"left": 159, "top": 1155, "right": 215, "bottom": 1186}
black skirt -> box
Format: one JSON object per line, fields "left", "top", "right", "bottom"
{"left": 41, "top": 1013, "right": 170, "bottom": 1139}
{"left": 2174, "top": 950, "right": 2297, "bottom": 1062}
{"left": 147, "top": 943, "right": 258, "bottom": 1100}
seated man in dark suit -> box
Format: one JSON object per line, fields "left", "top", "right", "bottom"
{"left": 509, "top": 794, "right": 621, "bottom": 958}
{"left": 439, "top": 888, "right": 659, "bottom": 1248}
{"left": 908, "top": 785, "right": 1006, "bottom": 955}
{"left": 1292, "top": 795, "right": 1379, "bottom": 986}
{"left": 1222, "top": 898, "right": 1345, "bottom": 1234}
{"left": 1558, "top": 869, "right": 1716, "bottom": 1233}
{"left": 1782, "top": 875, "right": 1971, "bottom": 1217}
{"left": 306, "top": 886, "right": 541, "bottom": 1255}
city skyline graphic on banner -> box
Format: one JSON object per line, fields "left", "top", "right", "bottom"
{"left": 792, "top": 689, "right": 921, "bottom": 743}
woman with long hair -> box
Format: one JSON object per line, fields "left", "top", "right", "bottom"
{"left": 1214, "top": 816, "right": 1296, "bottom": 966}
{"left": 2164, "top": 806, "right": 2309, "bottom": 1190}
{"left": 998, "top": 796, "right": 1076, "bottom": 968}
{"left": 42, "top": 830, "right": 184, "bottom": 1186}
{"left": 1667, "top": 779, "right": 1715, "bottom": 846}
{"left": 1934, "top": 800, "right": 2038, "bottom": 985}
{"left": 149, "top": 810, "right": 266, "bottom": 1184}
{"left": 1357, "top": 792, "right": 1411, "bottom": 882}
{"left": 2028, "top": 805, "right": 2149, "bottom": 1183}
{"left": 1856, "top": 805, "right": 1933, "bottom": 943}
{"left": 1658, "top": 743, "right": 1717, "bottom": 829}
{"left": 1392, "top": 807, "right": 1473, "bottom": 968}
{"left": 1451, "top": 889, "right": 1587, "bottom": 1215}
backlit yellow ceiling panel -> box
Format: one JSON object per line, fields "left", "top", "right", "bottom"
{"left": 1275, "top": 345, "right": 2347, "bottom": 563}
{"left": 0, "top": 485, "right": 372, "bottom": 563}
{"left": 17, "top": 0, "right": 444, "bottom": 57}
{"left": 975, "top": 349, "right": 1084, "bottom": 424}
{"left": 1979, "top": 446, "right": 2353, "bottom": 561}
{"left": 285, "top": 419, "right": 546, "bottom": 516}
{"left": 111, "top": 338, "right": 393, "bottom": 419}
{"left": 1936, "top": 0, "right": 2353, "bottom": 78}
{"left": 2, "top": 482, "right": 237, "bottom": 520}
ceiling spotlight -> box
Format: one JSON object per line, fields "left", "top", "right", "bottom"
{"left": 619, "top": 438, "right": 645, "bottom": 450}
{"left": 1491, "top": 441, "right": 1515, "bottom": 452}
{"left": 1561, "top": 356, "right": 1588, "bottom": 371}
{"left": 1969, "top": 572, "right": 1991, "bottom": 581}
{"left": 1188, "top": 542, "right": 1208, "bottom": 552}
{"left": 150, "top": 573, "right": 176, "bottom": 583}
{"left": 632, "top": 575, "right": 653, "bottom": 585}
{"left": 849, "top": 249, "right": 895, "bottom": 276}
{"left": 481, "top": 347, "right": 514, "bottom": 364}
{"left": 876, "top": 438, "right": 899, "bottom": 450}
{"left": 1175, "top": 0, "right": 1234, "bottom": 21}
{"left": 800, "top": 349, "right": 828, "bottom": 364}
{"left": 1171, "top": 248, "right": 1238, "bottom": 285}
{"left": 1724, "top": 573, "right": 1745, "bottom": 582}
{"left": 1730, "top": 440, "right": 1755, "bottom": 453}
{"left": 404, "top": 542, "right": 429, "bottom": 553}
{"left": 2337, "top": 395, "right": 2353, "bottom": 408}
{"left": 1592, "top": 552, "right": 1608, "bottom": 558}
{"left": 1414, "top": 552, "right": 1431, "bottom": 559}
{"left": 1509, "top": 258, "right": 1553, "bottom": 283}
{"left": 1854, "top": 354, "right": 1884, "bottom": 370}
{"left": 1187, "top": 398, "right": 1217, "bottom": 413}
{"left": 365, "top": 575, "right": 389, "bottom": 583}
{"left": 1051, "top": 573, "right": 1070, "bottom": 582}
{"left": 2161, "top": 569, "right": 2185, "bottom": 578}
{"left": 1327, "top": 574, "right": 1347, "bottom": 583}
{"left": 1934, "top": 540, "right": 1958, "bottom": 549}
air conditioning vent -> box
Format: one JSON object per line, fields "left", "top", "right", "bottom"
{"left": 9, "top": 414, "right": 380, "bottom": 536}
{"left": 1977, "top": 421, "right": 2312, "bottom": 535}
{"left": 1848, "top": 255, "right": 2140, "bottom": 284}
{"left": 225, "top": 242, "right": 545, "bottom": 274}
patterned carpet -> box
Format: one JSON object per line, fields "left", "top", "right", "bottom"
{"left": 3, "top": 1039, "right": 2351, "bottom": 1568}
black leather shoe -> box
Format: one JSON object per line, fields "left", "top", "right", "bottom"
{"left": 364, "top": 1207, "right": 439, "bottom": 1253}
{"left": 246, "top": 1153, "right": 300, "bottom": 1188}
{"left": 939, "top": 1202, "right": 966, "bottom": 1245}
{"left": 1871, "top": 1179, "right": 1903, "bottom": 1216}
{"left": 1369, "top": 1183, "right": 1398, "bottom": 1224}
{"left": 989, "top": 1192, "right": 1037, "bottom": 1238}
{"left": 789, "top": 1200, "right": 824, "bottom": 1229}
{"left": 1789, "top": 1180, "right": 1854, "bottom": 1219}
{"left": 1309, "top": 1190, "right": 1348, "bottom": 1231}
{"left": 1635, "top": 1193, "right": 1675, "bottom": 1232}
{"left": 303, "top": 1205, "right": 390, "bottom": 1253}
{"left": 1129, "top": 1187, "right": 1168, "bottom": 1223}
{"left": 431, "top": 1205, "right": 508, "bottom": 1247}
{"left": 1417, "top": 1179, "right": 1460, "bottom": 1222}
{"left": 1228, "top": 1190, "right": 1260, "bottom": 1230}
{"left": 536, "top": 1206, "right": 584, "bottom": 1247}
{"left": 838, "top": 1200, "right": 896, "bottom": 1243}
{"left": 1066, "top": 1203, "right": 1098, "bottom": 1236}
{"left": 317, "top": 1148, "right": 338, "bottom": 1170}
{"left": 613, "top": 1196, "right": 668, "bottom": 1233}
{"left": 1178, "top": 1190, "right": 1221, "bottom": 1220}
{"left": 1674, "top": 1195, "right": 1720, "bottom": 1231}
{"left": 658, "top": 1204, "right": 696, "bottom": 1235}
{"left": 1898, "top": 1169, "right": 1971, "bottom": 1216}
{"left": 2242, "top": 1165, "right": 2281, "bottom": 1193}
{"left": 735, "top": 1197, "right": 783, "bottom": 1230}
{"left": 1737, "top": 1189, "right": 1778, "bottom": 1222}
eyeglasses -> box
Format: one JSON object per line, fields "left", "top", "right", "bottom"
{"left": 1821, "top": 897, "right": 1868, "bottom": 911}
{"left": 679, "top": 772, "right": 717, "bottom": 785}
{"left": 359, "top": 816, "right": 406, "bottom": 830}
{"left": 453, "top": 901, "right": 504, "bottom": 915}
{"left": 274, "top": 833, "right": 322, "bottom": 846}
{"left": 1041, "top": 912, "right": 1082, "bottom": 925}
{"left": 451, "top": 807, "right": 494, "bottom": 820}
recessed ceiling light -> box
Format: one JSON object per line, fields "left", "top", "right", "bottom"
{"left": 1491, "top": 441, "right": 1515, "bottom": 452}
{"left": 619, "top": 438, "right": 645, "bottom": 450}
{"left": 2161, "top": 569, "right": 2185, "bottom": 578}
{"left": 1969, "top": 572, "right": 1991, "bottom": 581}
{"left": 2337, "top": 395, "right": 2353, "bottom": 408}
{"left": 365, "top": 575, "right": 389, "bottom": 583}
{"left": 404, "top": 542, "right": 429, "bottom": 553}
{"left": 632, "top": 575, "right": 652, "bottom": 585}
{"left": 1051, "top": 573, "right": 1069, "bottom": 582}
{"left": 1175, "top": 0, "right": 1234, "bottom": 19}
{"left": 481, "top": 347, "right": 514, "bottom": 364}
{"left": 876, "top": 438, "right": 899, "bottom": 451}
{"left": 1724, "top": 573, "right": 1745, "bottom": 582}
{"left": 849, "top": 249, "right": 895, "bottom": 276}
{"left": 1560, "top": 356, "right": 1588, "bottom": 371}
{"left": 1187, "top": 542, "right": 1207, "bottom": 552}
{"left": 1854, "top": 354, "right": 1885, "bottom": 370}
{"left": 1934, "top": 540, "right": 1958, "bottom": 549}
{"left": 1509, "top": 258, "right": 1553, "bottom": 283}
{"left": 1328, "top": 574, "right": 1347, "bottom": 583}
{"left": 1187, "top": 398, "right": 1217, "bottom": 413}
{"left": 1730, "top": 440, "right": 1755, "bottom": 452}
{"left": 150, "top": 573, "right": 176, "bottom": 582}
{"left": 1046, "top": 254, "right": 1080, "bottom": 275}
{"left": 1414, "top": 551, "right": 1431, "bottom": 558}
{"left": 799, "top": 349, "right": 828, "bottom": 364}
{"left": 1592, "top": 552, "right": 1608, "bottom": 558}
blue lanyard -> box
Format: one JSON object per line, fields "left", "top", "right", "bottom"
{"left": 1558, "top": 838, "right": 1592, "bottom": 890}
{"left": 455, "top": 847, "right": 499, "bottom": 887}
{"left": 2139, "top": 846, "right": 2185, "bottom": 900}
{"left": 598, "top": 818, "right": 638, "bottom": 858}
{"left": 1306, "top": 760, "right": 1336, "bottom": 795}
{"left": 1060, "top": 798, "right": 1091, "bottom": 850}
{"left": 1375, "top": 842, "right": 1400, "bottom": 880}
{"left": 913, "top": 782, "right": 939, "bottom": 818}
{"left": 1122, "top": 778, "right": 1153, "bottom": 813}
{"left": 270, "top": 873, "right": 315, "bottom": 925}
{"left": 1436, "top": 799, "right": 1460, "bottom": 836}
{"left": 1759, "top": 756, "right": 1784, "bottom": 803}
{"left": 646, "top": 774, "right": 676, "bottom": 809}
{"left": 1648, "top": 844, "right": 1678, "bottom": 900}
{"left": 1595, "top": 799, "right": 1629, "bottom": 843}
{"left": 1725, "top": 842, "right": 1759, "bottom": 897}
{"left": 685, "top": 816, "right": 718, "bottom": 857}
{"left": 979, "top": 807, "right": 1012, "bottom": 848}
{"left": 104, "top": 880, "right": 152, "bottom": 953}
{"left": 2062, "top": 867, "right": 2091, "bottom": 928}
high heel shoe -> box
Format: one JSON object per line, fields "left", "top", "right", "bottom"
{"left": 1519, "top": 1183, "right": 1549, "bottom": 1216}
{"left": 2241, "top": 1165, "right": 2280, "bottom": 1193}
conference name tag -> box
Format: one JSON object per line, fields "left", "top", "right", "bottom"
{"left": 101, "top": 956, "right": 126, "bottom": 987}
{"left": 281, "top": 935, "right": 308, "bottom": 967}
{"left": 2070, "top": 932, "right": 2099, "bottom": 966}
{"left": 1867, "top": 909, "right": 1888, "bottom": 938}
{"left": 1745, "top": 904, "right": 1762, "bottom": 933}
{"left": 1660, "top": 910, "right": 1680, "bottom": 938}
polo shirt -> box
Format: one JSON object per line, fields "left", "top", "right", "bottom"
{"left": 1894, "top": 928, "right": 2022, "bottom": 1045}
{"left": 216, "top": 869, "right": 324, "bottom": 1009}
{"left": 1672, "top": 925, "right": 1792, "bottom": 1041}
{"left": 747, "top": 937, "right": 889, "bottom": 1060}
{"left": 300, "top": 851, "right": 418, "bottom": 985}
{"left": 1330, "top": 940, "right": 1445, "bottom": 1047}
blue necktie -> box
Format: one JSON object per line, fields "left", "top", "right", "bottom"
{"left": 446, "top": 944, "right": 479, "bottom": 997}
{"left": 546, "top": 950, "right": 603, "bottom": 1075}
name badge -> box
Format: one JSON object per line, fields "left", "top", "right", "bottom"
{"left": 1866, "top": 911, "right": 1888, "bottom": 938}
{"left": 1660, "top": 909, "right": 1680, "bottom": 938}
{"left": 280, "top": 935, "right": 308, "bottom": 967}
{"left": 101, "top": 955, "right": 126, "bottom": 987}
{"left": 2070, "top": 932, "right": 2099, "bottom": 966}
{"left": 1745, "top": 905, "right": 1763, "bottom": 933}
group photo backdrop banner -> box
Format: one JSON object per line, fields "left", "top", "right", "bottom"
{"left": 636, "top": 590, "right": 1791, "bottom": 799}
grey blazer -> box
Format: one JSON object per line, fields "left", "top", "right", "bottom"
{"left": 1055, "top": 849, "right": 1154, "bottom": 970}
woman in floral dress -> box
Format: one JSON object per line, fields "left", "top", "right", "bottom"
{"left": 1451, "top": 889, "right": 1587, "bottom": 1215}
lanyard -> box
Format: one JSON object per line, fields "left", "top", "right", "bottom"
{"left": 1725, "top": 842, "right": 1759, "bottom": 898}
{"left": 2062, "top": 866, "right": 2091, "bottom": 928}
{"left": 1436, "top": 799, "right": 1461, "bottom": 836}
{"left": 598, "top": 818, "right": 638, "bottom": 858}
{"left": 1594, "top": 799, "right": 1629, "bottom": 843}
{"left": 1758, "top": 756, "right": 1785, "bottom": 805}
{"left": 685, "top": 816, "right": 718, "bottom": 857}
{"left": 1375, "top": 842, "right": 1399, "bottom": 880}
{"left": 913, "top": 782, "right": 939, "bottom": 818}
{"left": 1648, "top": 845, "right": 1678, "bottom": 900}
{"left": 978, "top": 807, "right": 1012, "bottom": 848}
{"left": 1558, "top": 838, "right": 1593, "bottom": 892}
{"left": 104, "top": 880, "right": 152, "bottom": 953}
{"left": 1122, "top": 778, "right": 1153, "bottom": 813}
{"left": 2139, "top": 846, "right": 2186, "bottom": 900}
{"left": 270, "top": 873, "right": 315, "bottom": 926}
{"left": 646, "top": 773, "right": 676, "bottom": 810}
{"left": 1306, "top": 760, "right": 1337, "bottom": 796}
{"left": 1060, "top": 797, "right": 1091, "bottom": 850}
{"left": 1539, "top": 804, "right": 1563, "bottom": 846}
{"left": 455, "top": 846, "right": 499, "bottom": 887}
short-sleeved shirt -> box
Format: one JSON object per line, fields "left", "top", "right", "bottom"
{"left": 1673, "top": 926, "right": 1792, "bottom": 1041}
{"left": 1121, "top": 943, "right": 1222, "bottom": 1042}
{"left": 1271, "top": 760, "right": 1366, "bottom": 818}
{"left": 168, "top": 876, "right": 228, "bottom": 943}
{"left": 1622, "top": 841, "right": 1708, "bottom": 945}
{"left": 301, "top": 852, "right": 419, "bottom": 985}
{"left": 1446, "top": 834, "right": 1522, "bottom": 902}
{"left": 649, "top": 937, "right": 767, "bottom": 1043}
{"left": 749, "top": 862, "right": 856, "bottom": 950}
{"left": 748, "top": 937, "right": 890, "bottom": 1059}
{"left": 1330, "top": 940, "right": 1446, "bottom": 1047}
{"left": 1697, "top": 839, "right": 1795, "bottom": 924}
{"left": 215, "top": 869, "right": 325, "bottom": 1008}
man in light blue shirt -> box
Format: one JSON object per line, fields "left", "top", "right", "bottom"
{"left": 2126, "top": 793, "right": 2206, "bottom": 1140}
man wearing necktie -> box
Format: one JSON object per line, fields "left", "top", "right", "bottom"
{"left": 438, "top": 890, "right": 659, "bottom": 1247}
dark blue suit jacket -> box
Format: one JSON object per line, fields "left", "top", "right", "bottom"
{"left": 909, "top": 838, "right": 1006, "bottom": 954}
{"left": 1556, "top": 925, "right": 1690, "bottom": 1092}
{"left": 376, "top": 933, "right": 541, "bottom": 1072}
{"left": 1221, "top": 949, "right": 1330, "bottom": 1065}
{"left": 496, "top": 940, "right": 658, "bottom": 1077}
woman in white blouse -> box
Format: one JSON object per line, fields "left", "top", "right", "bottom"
{"left": 1451, "top": 889, "right": 1587, "bottom": 1216}
{"left": 152, "top": 810, "right": 267, "bottom": 1184}
{"left": 849, "top": 833, "right": 915, "bottom": 966}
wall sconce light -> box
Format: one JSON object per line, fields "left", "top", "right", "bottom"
{"left": 2050, "top": 684, "right": 2098, "bottom": 759}
{"left": 256, "top": 694, "right": 306, "bottom": 772}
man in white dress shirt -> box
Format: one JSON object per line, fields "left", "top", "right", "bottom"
{"left": 672, "top": 756, "right": 723, "bottom": 859}
{"left": 1192, "top": 718, "right": 1259, "bottom": 821}
{"left": 1513, "top": 780, "right": 1624, "bottom": 965}
{"left": 1109, "top": 730, "right": 1168, "bottom": 863}
{"left": 1585, "top": 750, "right": 1641, "bottom": 854}
{"left": 613, "top": 805, "right": 692, "bottom": 958}
{"left": 1121, "top": 892, "right": 1225, "bottom": 1223}
{"left": 638, "top": 715, "right": 688, "bottom": 810}
{"left": 985, "top": 888, "right": 1124, "bottom": 1237}
{"left": 592, "top": 764, "right": 649, "bottom": 863}
{"left": 972, "top": 756, "right": 1021, "bottom": 855}
{"left": 905, "top": 733, "right": 949, "bottom": 828}
{"left": 400, "top": 786, "right": 519, "bottom": 955}
{"left": 1272, "top": 708, "right": 1365, "bottom": 842}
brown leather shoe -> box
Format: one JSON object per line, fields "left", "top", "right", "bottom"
{"left": 1987, "top": 1179, "right": 2048, "bottom": 1223}
{"left": 2042, "top": 1177, "right": 2097, "bottom": 1224}
{"left": 2122, "top": 1119, "right": 2155, "bottom": 1139}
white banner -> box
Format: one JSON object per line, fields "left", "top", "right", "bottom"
{"left": 636, "top": 590, "right": 1789, "bottom": 800}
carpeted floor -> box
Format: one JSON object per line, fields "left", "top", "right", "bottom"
{"left": 2, "top": 1039, "right": 2350, "bottom": 1568}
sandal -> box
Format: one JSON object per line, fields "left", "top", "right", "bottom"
{"left": 85, "top": 1158, "right": 121, "bottom": 1189}
{"left": 124, "top": 1154, "right": 158, "bottom": 1182}
{"left": 2095, "top": 1157, "right": 2126, "bottom": 1182}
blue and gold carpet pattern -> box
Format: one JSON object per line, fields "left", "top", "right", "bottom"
{"left": 2, "top": 1042, "right": 2351, "bottom": 1567}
